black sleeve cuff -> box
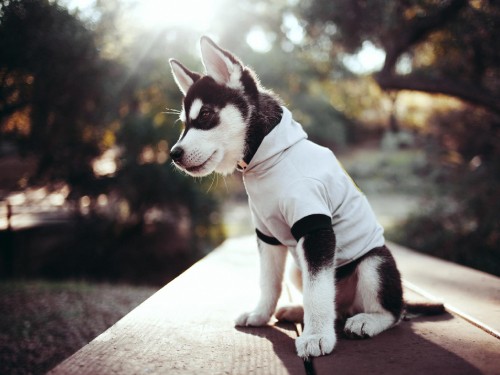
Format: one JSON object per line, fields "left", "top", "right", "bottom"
{"left": 256, "top": 229, "right": 282, "bottom": 246}
{"left": 291, "top": 214, "right": 332, "bottom": 241}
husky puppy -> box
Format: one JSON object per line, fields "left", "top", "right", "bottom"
{"left": 169, "top": 36, "right": 440, "bottom": 359}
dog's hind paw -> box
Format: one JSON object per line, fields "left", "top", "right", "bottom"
{"left": 275, "top": 305, "right": 304, "bottom": 323}
{"left": 235, "top": 311, "right": 270, "bottom": 327}
{"left": 295, "top": 330, "right": 336, "bottom": 359}
{"left": 344, "top": 313, "right": 395, "bottom": 338}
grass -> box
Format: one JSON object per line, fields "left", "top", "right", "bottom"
{"left": 339, "top": 147, "right": 428, "bottom": 196}
{"left": 0, "top": 280, "right": 156, "bottom": 375}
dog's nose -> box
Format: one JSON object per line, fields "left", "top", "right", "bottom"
{"left": 170, "top": 146, "right": 184, "bottom": 162}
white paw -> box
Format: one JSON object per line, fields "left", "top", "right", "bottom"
{"left": 295, "top": 331, "right": 336, "bottom": 358}
{"left": 275, "top": 305, "right": 304, "bottom": 323}
{"left": 235, "top": 311, "right": 270, "bottom": 327}
{"left": 344, "top": 313, "right": 392, "bottom": 338}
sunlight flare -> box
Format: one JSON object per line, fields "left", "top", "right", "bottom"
{"left": 134, "top": 0, "right": 219, "bottom": 31}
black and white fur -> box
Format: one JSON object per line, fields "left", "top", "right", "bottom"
{"left": 168, "top": 36, "right": 442, "bottom": 359}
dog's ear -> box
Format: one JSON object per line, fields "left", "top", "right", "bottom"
{"left": 200, "top": 36, "right": 243, "bottom": 89}
{"left": 169, "top": 59, "right": 201, "bottom": 96}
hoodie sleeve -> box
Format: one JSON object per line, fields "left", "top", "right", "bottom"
{"left": 279, "top": 178, "right": 333, "bottom": 241}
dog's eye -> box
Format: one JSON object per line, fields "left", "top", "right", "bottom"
{"left": 199, "top": 108, "right": 212, "bottom": 120}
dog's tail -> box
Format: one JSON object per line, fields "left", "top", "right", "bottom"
{"left": 403, "top": 302, "right": 446, "bottom": 320}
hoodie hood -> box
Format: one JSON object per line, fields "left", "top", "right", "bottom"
{"left": 243, "top": 106, "right": 307, "bottom": 174}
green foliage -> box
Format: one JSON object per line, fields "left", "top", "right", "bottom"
{"left": 390, "top": 107, "right": 500, "bottom": 275}
{"left": 0, "top": 0, "right": 122, "bottom": 187}
{"left": 113, "top": 107, "right": 224, "bottom": 253}
{"left": 1, "top": 0, "right": 499, "bottom": 277}
{"left": 0, "top": 1, "right": 225, "bottom": 279}
{"left": 299, "top": 0, "right": 500, "bottom": 274}
{"left": 299, "top": 0, "right": 500, "bottom": 113}
{"left": 290, "top": 92, "right": 350, "bottom": 148}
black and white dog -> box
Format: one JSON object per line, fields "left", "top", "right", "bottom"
{"left": 168, "top": 36, "right": 440, "bottom": 359}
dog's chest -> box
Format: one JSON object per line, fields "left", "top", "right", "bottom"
{"left": 242, "top": 140, "right": 337, "bottom": 247}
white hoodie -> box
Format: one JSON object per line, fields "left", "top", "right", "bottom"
{"left": 242, "top": 107, "right": 384, "bottom": 267}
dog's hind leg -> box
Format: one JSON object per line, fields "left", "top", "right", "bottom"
{"left": 344, "top": 246, "right": 403, "bottom": 338}
{"left": 275, "top": 260, "right": 304, "bottom": 323}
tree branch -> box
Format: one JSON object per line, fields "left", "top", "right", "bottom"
{"left": 382, "top": 0, "right": 468, "bottom": 74}
{"left": 376, "top": 0, "right": 500, "bottom": 113}
{"left": 375, "top": 72, "right": 500, "bottom": 114}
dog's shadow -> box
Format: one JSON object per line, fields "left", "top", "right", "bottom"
{"left": 236, "top": 322, "right": 305, "bottom": 375}
{"left": 237, "top": 313, "right": 482, "bottom": 374}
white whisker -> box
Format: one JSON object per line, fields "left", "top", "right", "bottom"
{"left": 222, "top": 175, "right": 229, "bottom": 193}
{"left": 162, "top": 108, "right": 183, "bottom": 119}
{"left": 207, "top": 173, "right": 217, "bottom": 193}
{"left": 163, "top": 107, "right": 181, "bottom": 113}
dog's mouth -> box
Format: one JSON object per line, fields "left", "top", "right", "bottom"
{"left": 185, "top": 152, "right": 217, "bottom": 174}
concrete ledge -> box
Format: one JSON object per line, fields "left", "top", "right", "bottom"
{"left": 389, "top": 241, "right": 500, "bottom": 337}
{"left": 49, "top": 236, "right": 500, "bottom": 375}
{"left": 49, "top": 237, "right": 305, "bottom": 375}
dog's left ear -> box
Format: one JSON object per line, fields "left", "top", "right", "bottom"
{"left": 200, "top": 36, "right": 243, "bottom": 89}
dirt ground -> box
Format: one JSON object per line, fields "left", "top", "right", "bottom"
{"left": 0, "top": 281, "right": 156, "bottom": 375}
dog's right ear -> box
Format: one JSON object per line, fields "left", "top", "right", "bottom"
{"left": 169, "top": 59, "right": 201, "bottom": 96}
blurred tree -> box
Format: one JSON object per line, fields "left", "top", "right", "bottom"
{"left": 298, "top": 0, "right": 500, "bottom": 275}
{"left": 299, "top": 0, "right": 500, "bottom": 113}
{"left": 391, "top": 106, "right": 500, "bottom": 275}
{"left": 0, "top": 1, "right": 224, "bottom": 282}
{"left": 0, "top": 0, "right": 123, "bottom": 191}
{"left": 113, "top": 96, "right": 223, "bottom": 251}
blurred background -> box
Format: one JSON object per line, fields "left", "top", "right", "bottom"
{"left": 0, "top": 0, "right": 498, "bottom": 373}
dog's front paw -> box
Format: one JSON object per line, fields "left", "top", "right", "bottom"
{"left": 295, "top": 331, "right": 336, "bottom": 358}
{"left": 235, "top": 311, "right": 271, "bottom": 327}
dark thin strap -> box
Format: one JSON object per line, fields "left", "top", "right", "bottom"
{"left": 256, "top": 229, "right": 282, "bottom": 246}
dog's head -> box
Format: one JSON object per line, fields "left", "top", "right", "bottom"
{"left": 169, "top": 37, "right": 260, "bottom": 177}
